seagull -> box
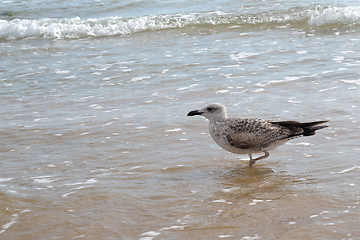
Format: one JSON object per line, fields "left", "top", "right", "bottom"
{"left": 187, "top": 103, "right": 328, "bottom": 166}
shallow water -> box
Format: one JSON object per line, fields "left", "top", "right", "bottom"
{"left": 1, "top": 1, "right": 360, "bottom": 239}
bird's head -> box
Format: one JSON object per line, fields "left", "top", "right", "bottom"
{"left": 187, "top": 103, "right": 227, "bottom": 122}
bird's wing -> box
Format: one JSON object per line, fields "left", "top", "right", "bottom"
{"left": 224, "top": 118, "right": 293, "bottom": 149}
{"left": 226, "top": 132, "right": 270, "bottom": 149}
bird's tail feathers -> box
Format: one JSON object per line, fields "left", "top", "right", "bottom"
{"left": 299, "top": 120, "right": 329, "bottom": 136}
{"left": 271, "top": 120, "right": 329, "bottom": 137}
{"left": 303, "top": 123, "right": 328, "bottom": 136}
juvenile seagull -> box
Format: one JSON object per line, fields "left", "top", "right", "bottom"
{"left": 187, "top": 103, "right": 328, "bottom": 166}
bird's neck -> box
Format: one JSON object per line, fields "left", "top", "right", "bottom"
{"left": 208, "top": 115, "right": 227, "bottom": 124}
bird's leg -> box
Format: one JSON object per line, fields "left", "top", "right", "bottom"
{"left": 249, "top": 151, "right": 270, "bottom": 166}
{"left": 249, "top": 153, "right": 255, "bottom": 166}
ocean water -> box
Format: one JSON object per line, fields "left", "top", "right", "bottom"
{"left": 1, "top": 0, "right": 360, "bottom": 239}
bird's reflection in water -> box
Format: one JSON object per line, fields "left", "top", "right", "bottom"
{"left": 213, "top": 163, "right": 298, "bottom": 201}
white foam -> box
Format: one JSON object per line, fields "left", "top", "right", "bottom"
{"left": 0, "top": 17, "right": 144, "bottom": 39}
{"left": 0, "top": 178, "right": 14, "bottom": 182}
{"left": 102, "top": 121, "right": 114, "bottom": 127}
{"left": 255, "top": 76, "right": 300, "bottom": 87}
{"left": 206, "top": 67, "right": 221, "bottom": 71}
{"left": 216, "top": 89, "right": 230, "bottom": 94}
{"left": 288, "top": 99, "right": 302, "bottom": 104}
{"left": 241, "top": 234, "right": 262, "bottom": 240}
{"left": 55, "top": 70, "right": 70, "bottom": 74}
{"left": 222, "top": 187, "right": 240, "bottom": 193}
{"left": 215, "top": 210, "right": 223, "bottom": 216}
{"left": 165, "top": 128, "right": 182, "bottom": 132}
{"left": 33, "top": 178, "right": 58, "bottom": 184}
{"left": 140, "top": 231, "right": 160, "bottom": 237}
{"left": 319, "top": 87, "right": 338, "bottom": 92}
{"left": 308, "top": 6, "right": 360, "bottom": 27}
{"left": 213, "top": 199, "right": 232, "bottom": 204}
{"left": 252, "top": 88, "right": 264, "bottom": 93}
{"left": 34, "top": 117, "right": 49, "bottom": 122}
{"left": 89, "top": 104, "right": 103, "bottom": 109}
{"left": 64, "top": 179, "right": 97, "bottom": 186}
{"left": 130, "top": 166, "right": 142, "bottom": 170}
{"left": 249, "top": 199, "right": 273, "bottom": 206}
{"left": 62, "top": 191, "right": 76, "bottom": 198}
{"left": 0, "top": 214, "right": 18, "bottom": 234}
{"left": 336, "top": 166, "right": 360, "bottom": 174}
{"left": 230, "top": 52, "right": 259, "bottom": 60}
{"left": 286, "top": 142, "right": 313, "bottom": 146}
{"left": 1, "top": 6, "right": 360, "bottom": 40}
{"left": 159, "top": 225, "right": 185, "bottom": 231}
{"left": 249, "top": 199, "right": 264, "bottom": 206}
{"left": 61, "top": 179, "right": 97, "bottom": 198}
{"left": 333, "top": 56, "right": 345, "bottom": 61}
{"left": 129, "top": 76, "right": 150, "bottom": 82}
{"left": 32, "top": 176, "right": 59, "bottom": 184}
{"left": 323, "top": 222, "right": 335, "bottom": 226}
{"left": 176, "top": 84, "right": 198, "bottom": 91}
{"left": 342, "top": 79, "right": 360, "bottom": 85}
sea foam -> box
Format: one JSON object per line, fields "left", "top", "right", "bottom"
{"left": 308, "top": 6, "right": 360, "bottom": 26}
{"left": 1, "top": 6, "right": 360, "bottom": 40}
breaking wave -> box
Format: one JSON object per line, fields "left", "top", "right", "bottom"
{"left": 1, "top": 5, "right": 360, "bottom": 40}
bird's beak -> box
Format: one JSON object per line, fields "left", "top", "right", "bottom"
{"left": 187, "top": 110, "right": 203, "bottom": 116}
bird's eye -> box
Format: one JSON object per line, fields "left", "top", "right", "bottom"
{"left": 207, "top": 107, "right": 215, "bottom": 112}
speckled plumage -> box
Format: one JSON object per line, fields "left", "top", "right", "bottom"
{"left": 209, "top": 117, "right": 292, "bottom": 154}
{"left": 187, "top": 103, "right": 328, "bottom": 166}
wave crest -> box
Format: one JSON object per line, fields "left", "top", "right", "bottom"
{"left": 308, "top": 6, "right": 360, "bottom": 26}
{"left": 1, "top": 6, "right": 360, "bottom": 40}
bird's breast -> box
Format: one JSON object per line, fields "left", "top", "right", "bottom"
{"left": 209, "top": 122, "right": 243, "bottom": 153}
{"left": 208, "top": 121, "right": 262, "bottom": 154}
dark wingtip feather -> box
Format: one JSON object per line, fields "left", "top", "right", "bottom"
{"left": 303, "top": 124, "right": 329, "bottom": 136}
{"left": 303, "top": 120, "right": 329, "bottom": 127}
{"left": 271, "top": 120, "right": 329, "bottom": 138}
